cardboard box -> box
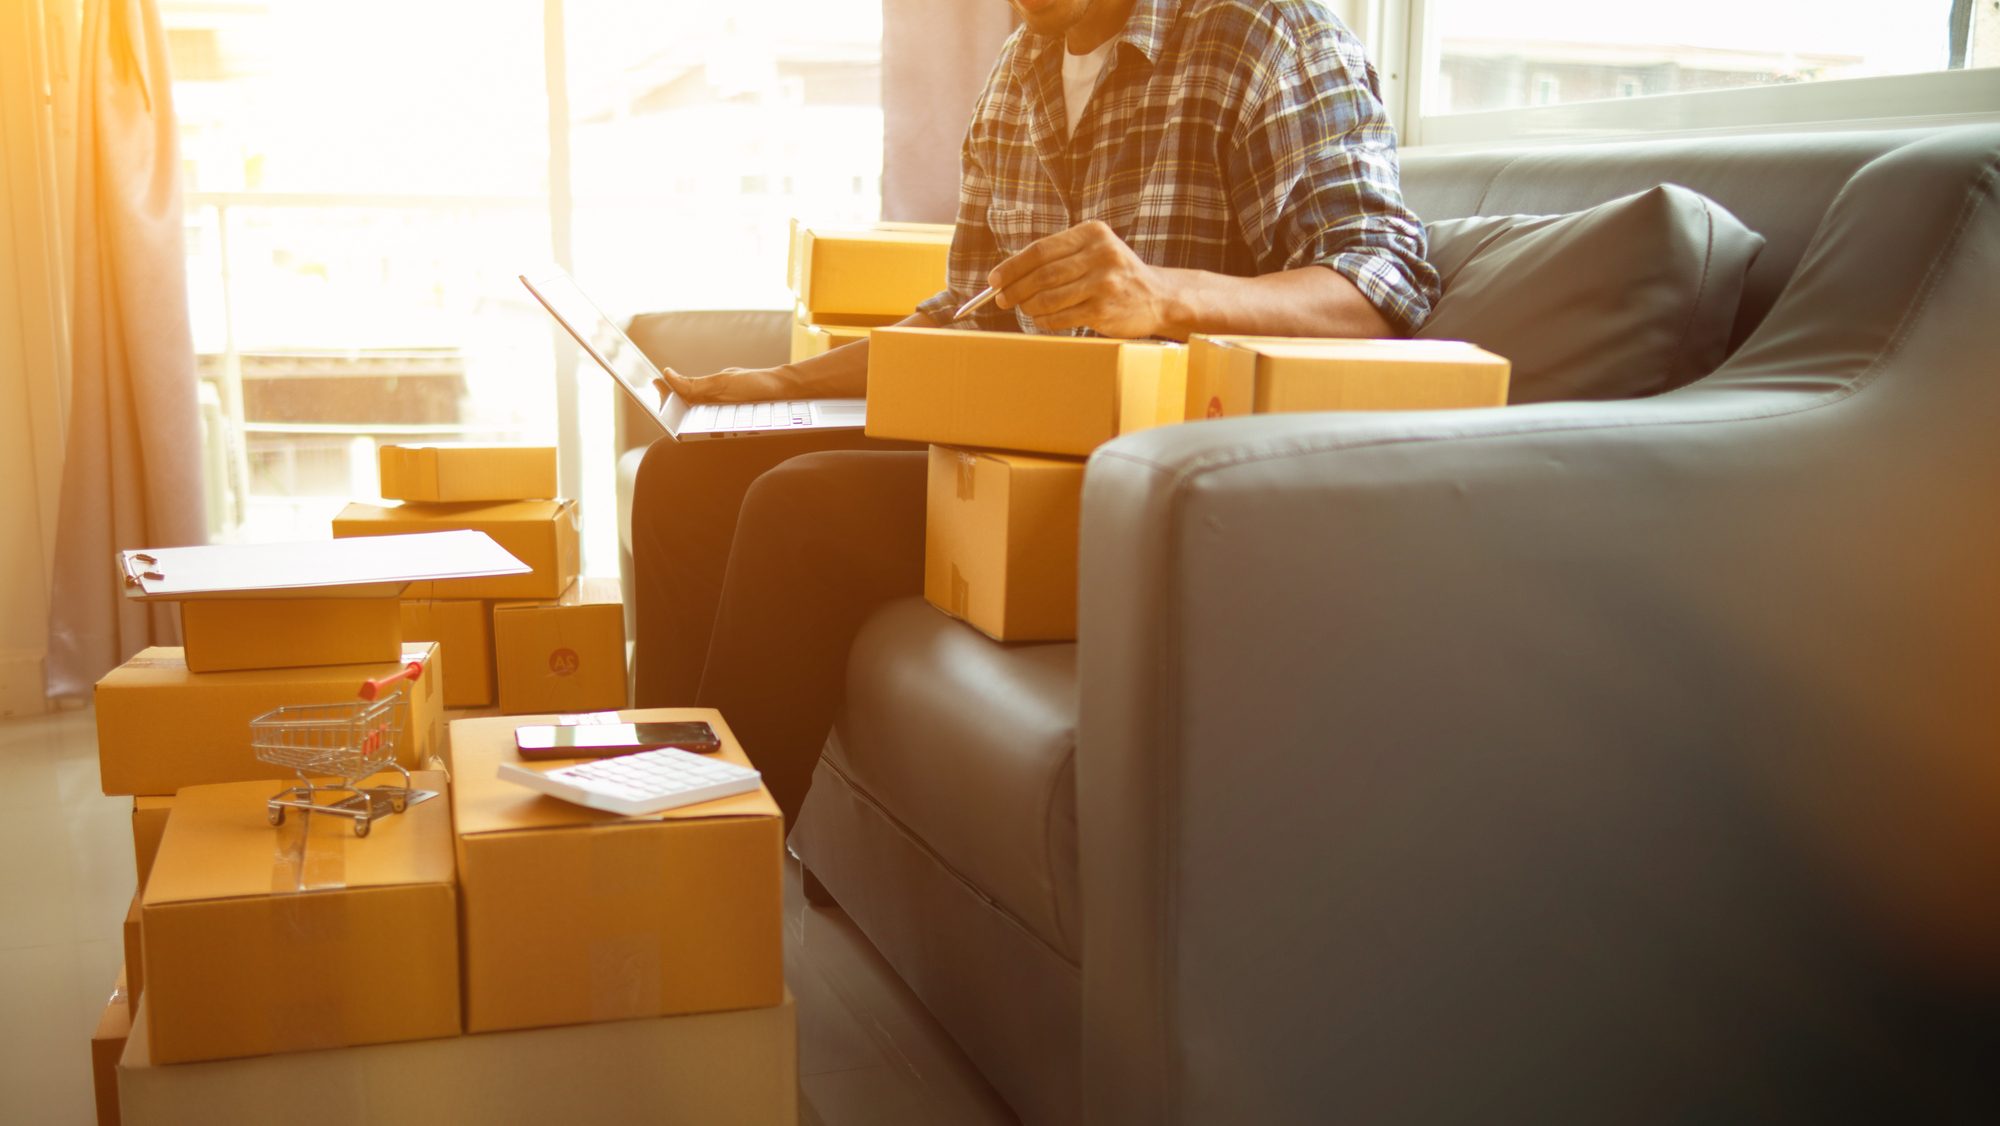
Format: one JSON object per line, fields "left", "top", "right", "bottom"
{"left": 179, "top": 597, "right": 402, "bottom": 674}
{"left": 332, "top": 499, "right": 580, "bottom": 601}
{"left": 132, "top": 797, "right": 173, "bottom": 887}
{"left": 118, "top": 991, "right": 797, "bottom": 1126}
{"left": 399, "top": 599, "right": 494, "bottom": 709}
{"left": 92, "top": 971, "right": 131, "bottom": 1126}
{"left": 124, "top": 893, "right": 145, "bottom": 1008}
{"left": 451, "top": 709, "right": 784, "bottom": 1033}
{"left": 789, "top": 317, "right": 873, "bottom": 363}
{"left": 140, "top": 772, "right": 460, "bottom": 1064}
{"left": 925, "top": 446, "right": 1084, "bottom": 642}
{"left": 491, "top": 582, "right": 627, "bottom": 715}
{"left": 377, "top": 443, "right": 558, "bottom": 503}
{"left": 1186, "top": 336, "right": 1512, "bottom": 420}
{"left": 788, "top": 221, "right": 952, "bottom": 319}
{"left": 866, "top": 327, "right": 1187, "bottom": 456}
{"left": 95, "top": 643, "right": 444, "bottom": 797}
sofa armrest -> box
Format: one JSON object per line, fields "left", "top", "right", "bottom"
{"left": 1075, "top": 127, "right": 2000, "bottom": 1123}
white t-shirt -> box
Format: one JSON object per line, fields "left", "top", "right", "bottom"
{"left": 1062, "top": 38, "right": 1117, "bottom": 139}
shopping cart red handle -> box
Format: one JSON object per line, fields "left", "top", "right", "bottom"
{"left": 358, "top": 661, "right": 424, "bottom": 701}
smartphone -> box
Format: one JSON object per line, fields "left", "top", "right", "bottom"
{"left": 514, "top": 721, "right": 721, "bottom": 761}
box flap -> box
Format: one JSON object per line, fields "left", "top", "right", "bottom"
{"left": 99, "top": 642, "right": 438, "bottom": 690}
{"left": 120, "top": 531, "right": 529, "bottom": 602}
{"left": 452, "top": 710, "right": 780, "bottom": 836}
{"left": 144, "top": 771, "right": 454, "bottom": 907}
{"left": 336, "top": 499, "right": 573, "bottom": 524}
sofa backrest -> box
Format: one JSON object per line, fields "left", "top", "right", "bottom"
{"left": 1400, "top": 128, "right": 1932, "bottom": 351}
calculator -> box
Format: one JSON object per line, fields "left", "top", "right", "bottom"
{"left": 496, "top": 746, "right": 762, "bottom": 815}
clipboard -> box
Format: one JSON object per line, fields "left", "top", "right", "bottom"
{"left": 119, "top": 531, "right": 532, "bottom": 602}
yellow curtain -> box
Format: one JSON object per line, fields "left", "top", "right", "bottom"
{"left": 45, "top": 0, "right": 206, "bottom": 697}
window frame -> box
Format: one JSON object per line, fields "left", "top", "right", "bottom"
{"left": 1381, "top": 0, "right": 2000, "bottom": 148}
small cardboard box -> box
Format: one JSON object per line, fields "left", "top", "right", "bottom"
{"left": 399, "top": 599, "right": 494, "bottom": 709}
{"left": 377, "top": 443, "right": 558, "bottom": 503}
{"left": 92, "top": 971, "right": 131, "bottom": 1126}
{"left": 1185, "top": 336, "right": 1511, "bottom": 420}
{"left": 788, "top": 221, "right": 952, "bottom": 319}
{"left": 141, "top": 773, "right": 460, "bottom": 1065}
{"left": 95, "top": 643, "right": 444, "bottom": 797}
{"left": 866, "top": 327, "right": 1187, "bottom": 456}
{"left": 451, "top": 709, "right": 784, "bottom": 1033}
{"left": 124, "top": 893, "right": 145, "bottom": 1008}
{"left": 925, "top": 445, "right": 1085, "bottom": 642}
{"left": 491, "top": 582, "right": 627, "bottom": 715}
{"left": 117, "top": 992, "right": 797, "bottom": 1125}
{"left": 332, "top": 499, "right": 580, "bottom": 601}
{"left": 789, "top": 317, "right": 872, "bottom": 363}
{"left": 179, "top": 597, "right": 402, "bottom": 674}
{"left": 132, "top": 797, "right": 173, "bottom": 887}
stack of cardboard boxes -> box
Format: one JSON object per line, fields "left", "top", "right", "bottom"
{"left": 865, "top": 328, "right": 1513, "bottom": 642}
{"left": 334, "top": 444, "right": 626, "bottom": 716}
{"left": 785, "top": 220, "right": 952, "bottom": 361}
{"left": 90, "top": 561, "right": 452, "bottom": 1124}
{"left": 97, "top": 706, "right": 792, "bottom": 1125}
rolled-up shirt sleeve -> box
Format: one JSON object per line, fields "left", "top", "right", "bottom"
{"left": 1225, "top": 13, "right": 1439, "bottom": 335}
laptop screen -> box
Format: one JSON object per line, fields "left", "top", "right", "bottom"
{"left": 519, "top": 270, "right": 668, "bottom": 417}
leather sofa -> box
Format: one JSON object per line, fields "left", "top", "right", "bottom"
{"left": 627, "top": 124, "right": 2000, "bottom": 1122}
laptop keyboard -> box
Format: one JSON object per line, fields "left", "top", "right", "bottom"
{"left": 714, "top": 401, "right": 813, "bottom": 430}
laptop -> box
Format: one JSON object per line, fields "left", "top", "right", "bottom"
{"left": 520, "top": 269, "right": 867, "bottom": 441}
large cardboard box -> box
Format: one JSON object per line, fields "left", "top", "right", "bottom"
{"left": 124, "top": 893, "right": 145, "bottom": 1008}
{"left": 399, "top": 599, "right": 494, "bottom": 709}
{"left": 140, "top": 773, "right": 460, "bottom": 1064}
{"left": 377, "top": 443, "right": 558, "bottom": 503}
{"left": 95, "top": 642, "right": 444, "bottom": 797}
{"left": 925, "top": 445, "right": 1085, "bottom": 642}
{"left": 92, "top": 971, "right": 131, "bottom": 1126}
{"left": 1185, "top": 335, "right": 1511, "bottom": 420}
{"left": 789, "top": 316, "right": 872, "bottom": 363}
{"left": 179, "top": 597, "right": 402, "bottom": 674}
{"left": 866, "top": 327, "right": 1187, "bottom": 456}
{"left": 491, "top": 582, "right": 626, "bottom": 715}
{"left": 332, "top": 499, "right": 580, "bottom": 601}
{"left": 451, "top": 709, "right": 784, "bottom": 1033}
{"left": 788, "top": 220, "right": 951, "bottom": 319}
{"left": 118, "top": 992, "right": 797, "bottom": 1126}
{"left": 131, "top": 797, "right": 173, "bottom": 887}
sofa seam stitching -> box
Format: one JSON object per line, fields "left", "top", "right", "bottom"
{"left": 815, "top": 753, "right": 1083, "bottom": 970}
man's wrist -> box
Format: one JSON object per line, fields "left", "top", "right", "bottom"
{"left": 1154, "top": 267, "right": 1203, "bottom": 340}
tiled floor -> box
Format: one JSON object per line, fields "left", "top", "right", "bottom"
{"left": 0, "top": 706, "right": 1018, "bottom": 1125}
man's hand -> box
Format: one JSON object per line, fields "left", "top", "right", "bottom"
{"left": 990, "top": 220, "right": 1186, "bottom": 338}
{"left": 657, "top": 365, "right": 802, "bottom": 405}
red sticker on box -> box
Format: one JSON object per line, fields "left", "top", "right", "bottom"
{"left": 549, "top": 648, "right": 580, "bottom": 677}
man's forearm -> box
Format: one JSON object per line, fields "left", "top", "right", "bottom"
{"left": 783, "top": 310, "right": 938, "bottom": 397}
{"left": 1156, "top": 264, "right": 1395, "bottom": 340}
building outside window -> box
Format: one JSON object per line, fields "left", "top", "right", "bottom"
{"left": 164, "top": 0, "right": 883, "bottom": 576}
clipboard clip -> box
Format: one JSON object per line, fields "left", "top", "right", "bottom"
{"left": 121, "top": 552, "right": 165, "bottom": 590}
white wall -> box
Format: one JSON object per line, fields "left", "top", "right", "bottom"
{"left": 0, "top": 0, "right": 75, "bottom": 716}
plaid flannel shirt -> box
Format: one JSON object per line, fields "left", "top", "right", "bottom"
{"left": 914, "top": 0, "right": 1438, "bottom": 336}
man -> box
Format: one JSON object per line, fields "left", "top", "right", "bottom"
{"left": 636, "top": 0, "right": 1436, "bottom": 822}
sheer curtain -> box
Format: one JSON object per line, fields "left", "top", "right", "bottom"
{"left": 45, "top": 0, "right": 206, "bottom": 698}
{"left": 879, "top": 1, "right": 1016, "bottom": 222}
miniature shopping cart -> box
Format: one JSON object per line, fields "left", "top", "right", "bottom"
{"left": 251, "top": 662, "right": 428, "bottom": 837}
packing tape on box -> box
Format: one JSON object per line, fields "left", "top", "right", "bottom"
{"left": 265, "top": 805, "right": 353, "bottom": 1052}
{"left": 955, "top": 450, "right": 978, "bottom": 501}
{"left": 949, "top": 565, "right": 970, "bottom": 620}
{"left": 587, "top": 829, "right": 666, "bottom": 1020}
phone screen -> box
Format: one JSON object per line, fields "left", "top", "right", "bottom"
{"left": 515, "top": 721, "right": 720, "bottom": 756}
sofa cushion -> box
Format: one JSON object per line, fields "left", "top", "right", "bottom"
{"left": 1419, "top": 184, "right": 1765, "bottom": 404}
{"left": 820, "top": 597, "right": 1081, "bottom": 962}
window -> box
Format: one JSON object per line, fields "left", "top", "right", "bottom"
{"left": 1400, "top": 0, "right": 2000, "bottom": 145}
{"left": 166, "top": 0, "right": 883, "bottom": 572}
